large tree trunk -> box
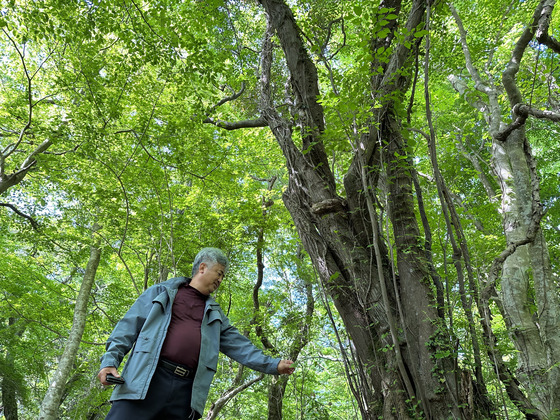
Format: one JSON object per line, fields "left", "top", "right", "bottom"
{"left": 256, "top": 0, "right": 475, "bottom": 417}
{"left": 38, "top": 240, "right": 102, "bottom": 420}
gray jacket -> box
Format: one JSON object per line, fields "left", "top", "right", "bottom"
{"left": 100, "top": 276, "right": 281, "bottom": 415}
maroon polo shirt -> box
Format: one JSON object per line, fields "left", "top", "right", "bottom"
{"left": 159, "top": 284, "right": 207, "bottom": 369}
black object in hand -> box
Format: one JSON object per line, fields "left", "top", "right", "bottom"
{"left": 106, "top": 373, "right": 125, "bottom": 385}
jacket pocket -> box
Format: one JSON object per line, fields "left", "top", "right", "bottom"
{"left": 205, "top": 359, "right": 218, "bottom": 372}
{"left": 134, "top": 335, "right": 151, "bottom": 352}
{"left": 152, "top": 292, "right": 169, "bottom": 312}
{"left": 207, "top": 310, "right": 222, "bottom": 325}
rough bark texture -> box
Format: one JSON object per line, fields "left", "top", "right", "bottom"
{"left": 256, "top": 0, "right": 472, "bottom": 417}
{"left": 38, "top": 241, "right": 102, "bottom": 420}
{"left": 205, "top": 0, "right": 560, "bottom": 416}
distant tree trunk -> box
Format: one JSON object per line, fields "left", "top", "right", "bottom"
{"left": 267, "top": 375, "right": 289, "bottom": 420}
{"left": 493, "top": 125, "right": 560, "bottom": 416}
{"left": 38, "top": 238, "right": 102, "bottom": 420}
{"left": 266, "top": 268, "right": 313, "bottom": 420}
{"left": 1, "top": 373, "right": 18, "bottom": 420}
{"left": 2, "top": 319, "right": 20, "bottom": 420}
{"left": 450, "top": 1, "right": 560, "bottom": 415}
{"left": 250, "top": 188, "right": 314, "bottom": 420}
{"left": 205, "top": 369, "right": 264, "bottom": 420}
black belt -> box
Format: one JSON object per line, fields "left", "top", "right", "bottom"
{"left": 158, "top": 359, "right": 195, "bottom": 378}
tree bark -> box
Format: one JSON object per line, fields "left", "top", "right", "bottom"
{"left": 267, "top": 375, "right": 289, "bottom": 420}
{"left": 450, "top": 0, "right": 560, "bottom": 415}
{"left": 494, "top": 126, "right": 560, "bottom": 415}
{"left": 1, "top": 372, "right": 19, "bottom": 420}
{"left": 255, "top": 0, "right": 471, "bottom": 417}
{"left": 38, "top": 238, "right": 102, "bottom": 420}
{"left": 1, "top": 319, "right": 21, "bottom": 420}
{"left": 499, "top": 3, "right": 560, "bottom": 413}
{"left": 0, "top": 139, "right": 53, "bottom": 195}
{"left": 204, "top": 369, "right": 265, "bottom": 420}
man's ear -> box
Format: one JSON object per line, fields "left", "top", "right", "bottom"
{"left": 198, "top": 262, "right": 207, "bottom": 273}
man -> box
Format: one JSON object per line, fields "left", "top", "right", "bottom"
{"left": 98, "top": 247, "right": 295, "bottom": 419}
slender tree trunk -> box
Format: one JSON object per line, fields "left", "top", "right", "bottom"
{"left": 267, "top": 376, "right": 289, "bottom": 420}
{"left": 2, "top": 319, "right": 20, "bottom": 420}
{"left": 454, "top": 134, "right": 497, "bottom": 201}
{"left": 381, "top": 113, "right": 461, "bottom": 419}
{"left": 204, "top": 370, "right": 264, "bottom": 420}
{"left": 449, "top": 1, "right": 560, "bottom": 415}
{"left": 493, "top": 127, "right": 560, "bottom": 415}
{"left": 1, "top": 372, "right": 19, "bottom": 420}
{"left": 38, "top": 240, "right": 102, "bottom": 420}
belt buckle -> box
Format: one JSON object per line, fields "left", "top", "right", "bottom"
{"left": 174, "top": 366, "right": 188, "bottom": 377}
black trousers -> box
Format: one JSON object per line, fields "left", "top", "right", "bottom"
{"left": 105, "top": 364, "right": 201, "bottom": 420}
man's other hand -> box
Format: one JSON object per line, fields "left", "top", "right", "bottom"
{"left": 98, "top": 366, "right": 120, "bottom": 386}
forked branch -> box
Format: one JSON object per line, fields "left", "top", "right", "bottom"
{"left": 494, "top": 103, "right": 560, "bottom": 141}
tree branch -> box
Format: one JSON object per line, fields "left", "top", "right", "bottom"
{"left": 535, "top": 0, "right": 560, "bottom": 53}
{"left": 502, "top": 0, "right": 546, "bottom": 106}
{"left": 538, "top": 32, "right": 560, "bottom": 53}
{"left": 0, "top": 202, "right": 39, "bottom": 230}
{"left": 0, "top": 138, "right": 55, "bottom": 195}
{"left": 251, "top": 176, "right": 278, "bottom": 353}
{"left": 129, "top": 0, "right": 165, "bottom": 42}
{"left": 201, "top": 81, "right": 267, "bottom": 131}
{"left": 115, "top": 128, "right": 217, "bottom": 181}
{"left": 494, "top": 103, "right": 560, "bottom": 141}
{"left": 1, "top": 27, "right": 33, "bottom": 166}
{"left": 449, "top": 3, "right": 502, "bottom": 135}
{"left": 90, "top": 157, "right": 130, "bottom": 256}
{"left": 208, "top": 82, "right": 246, "bottom": 113}
{"left": 205, "top": 373, "right": 265, "bottom": 420}
{"left": 515, "top": 103, "right": 560, "bottom": 121}
{"left": 494, "top": 114, "right": 528, "bottom": 142}
{"left": 203, "top": 116, "right": 268, "bottom": 130}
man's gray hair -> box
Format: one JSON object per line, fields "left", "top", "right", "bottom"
{"left": 191, "top": 247, "right": 229, "bottom": 277}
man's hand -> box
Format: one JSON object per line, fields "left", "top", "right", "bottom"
{"left": 277, "top": 359, "right": 296, "bottom": 375}
{"left": 98, "top": 366, "right": 120, "bottom": 386}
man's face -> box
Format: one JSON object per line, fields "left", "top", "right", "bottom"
{"left": 192, "top": 262, "right": 226, "bottom": 295}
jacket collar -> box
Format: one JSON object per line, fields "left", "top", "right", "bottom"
{"left": 163, "top": 276, "right": 189, "bottom": 289}
{"left": 164, "top": 276, "right": 219, "bottom": 305}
